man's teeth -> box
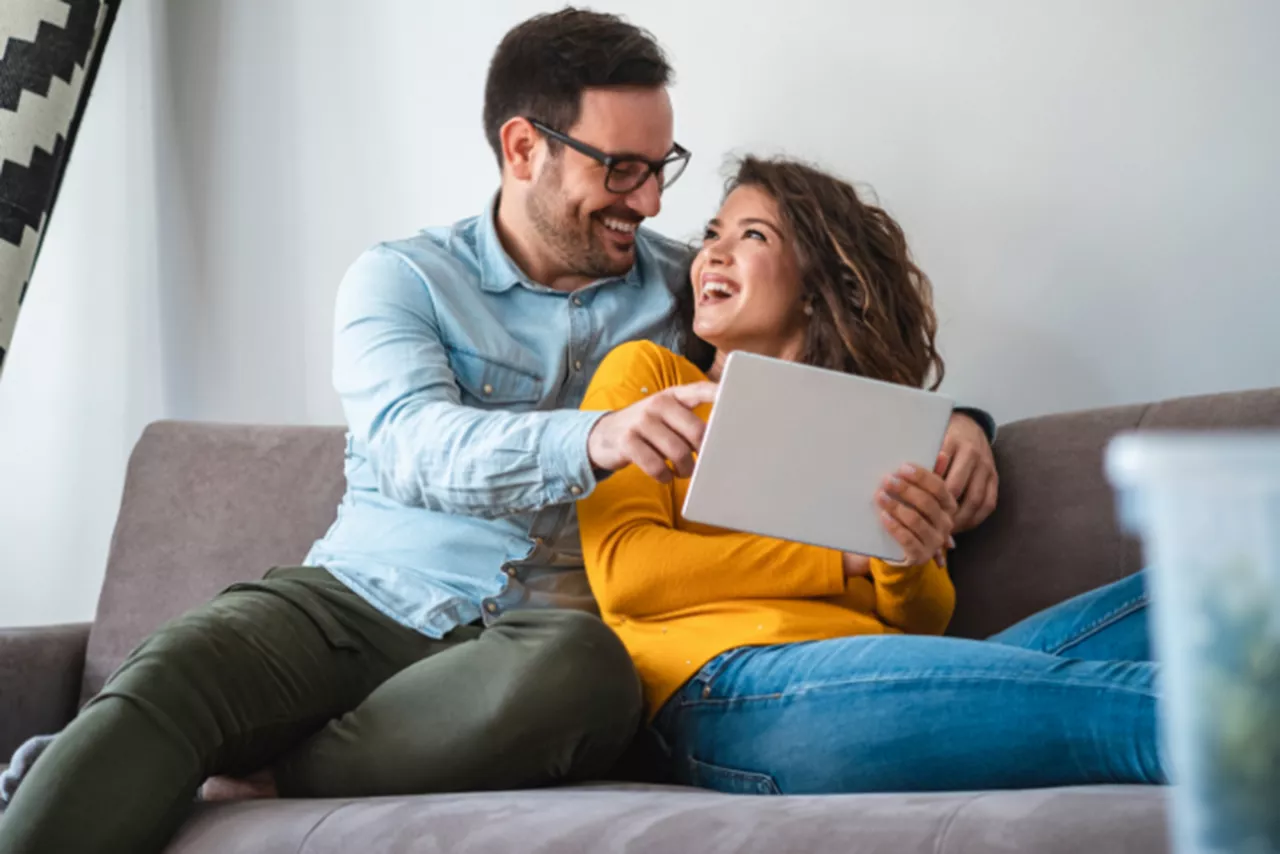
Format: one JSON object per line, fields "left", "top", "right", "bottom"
{"left": 703, "top": 281, "right": 735, "bottom": 298}
{"left": 600, "top": 217, "right": 638, "bottom": 234}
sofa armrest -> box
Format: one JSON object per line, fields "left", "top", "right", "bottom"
{"left": 0, "top": 623, "right": 90, "bottom": 758}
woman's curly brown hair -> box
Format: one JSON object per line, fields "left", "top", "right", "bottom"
{"left": 680, "top": 156, "right": 944, "bottom": 390}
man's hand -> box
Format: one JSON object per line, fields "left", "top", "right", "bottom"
{"left": 587, "top": 382, "right": 719, "bottom": 483}
{"left": 940, "top": 412, "right": 999, "bottom": 533}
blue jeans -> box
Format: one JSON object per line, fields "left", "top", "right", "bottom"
{"left": 652, "top": 572, "right": 1164, "bottom": 794}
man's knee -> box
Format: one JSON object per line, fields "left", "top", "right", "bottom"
{"left": 96, "top": 588, "right": 314, "bottom": 740}
{"left": 528, "top": 611, "right": 639, "bottom": 702}
{"left": 497, "top": 610, "right": 643, "bottom": 743}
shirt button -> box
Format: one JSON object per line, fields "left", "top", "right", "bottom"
{"left": 530, "top": 536, "right": 545, "bottom": 547}
{"left": 502, "top": 563, "right": 517, "bottom": 577}
{"left": 640, "top": 387, "right": 649, "bottom": 394}
{"left": 482, "top": 383, "right": 494, "bottom": 396}
{"left": 484, "top": 601, "right": 499, "bottom": 614}
{"left": 572, "top": 296, "right": 584, "bottom": 307}
{"left": 573, "top": 360, "right": 583, "bottom": 372}
{"left": 569, "top": 485, "right": 583, "bottom": 496}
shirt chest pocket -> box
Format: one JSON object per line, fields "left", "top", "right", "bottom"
{"left": 448, "top": 348, "right": 544, "bottom": 408}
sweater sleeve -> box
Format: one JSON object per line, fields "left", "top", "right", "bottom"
{"left": 868, "top": 557, "right": 956, "bottom": 635}
{"left": 577, "top": 342, "right": 847, "bottom": 619}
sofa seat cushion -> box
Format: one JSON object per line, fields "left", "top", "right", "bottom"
{"left": 163, "top": 784, "right": 1168, "bottom": 854}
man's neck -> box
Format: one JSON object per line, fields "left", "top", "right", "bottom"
{"left": 494, "top": 192, "right": 592, "bottom": 293}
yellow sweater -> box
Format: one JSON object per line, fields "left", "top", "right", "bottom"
{"left": 577, "top": 341, "right": 956, "bottom": 717}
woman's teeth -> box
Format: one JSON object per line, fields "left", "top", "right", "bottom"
{"left": 702, "top": 281, "right": 735, "bottom": 299}
{"left": 600, "top": 216, "right": 638, "bottom": 234}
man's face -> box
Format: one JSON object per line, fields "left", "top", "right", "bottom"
{"left": 526, "top": 86, "right": 675, "bottom": 281}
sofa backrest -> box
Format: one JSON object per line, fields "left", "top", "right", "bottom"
{"left": 948, "top": 386, "right": 1280, "bottom": 638}
{"left": 84, "top": 387, "right": 1280, "bottom": 699}
{"left": 83, "top": 422, "right": 346, "bottom": 700}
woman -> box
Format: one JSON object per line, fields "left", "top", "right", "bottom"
{"left": 577, "top": 156, "right": 1164, "bottom": 794}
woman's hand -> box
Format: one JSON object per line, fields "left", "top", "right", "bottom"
{"left": 876, "top": 452, "right": 958, "bottom": 566}
{"left": 842, "top": 552, "right": 873, "bottom": 579}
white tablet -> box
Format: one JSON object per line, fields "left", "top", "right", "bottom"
{"left": 682, "top": 351, "right": 955, "bottom": 563}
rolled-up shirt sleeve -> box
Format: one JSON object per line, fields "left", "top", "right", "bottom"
{"left": 333, "top": 246, "right": 605, "bottom": 518}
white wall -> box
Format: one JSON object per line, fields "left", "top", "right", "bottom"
{"left": 0, "top": 0, "right": 165, "bottom": 627}
{"left": 2, "top": 0, "right": 1278, "bottom": 626}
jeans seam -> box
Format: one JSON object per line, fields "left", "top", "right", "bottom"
{"left": 684, "top": 646, "right": 755, "bottom": 700}
{"left": 681, "top": 671, "right": 1158, "bottom": 707}
{"left": 1045, "top": 592, "right": 1147, "bottom": 657}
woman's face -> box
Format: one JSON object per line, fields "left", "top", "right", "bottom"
{"left": 690, "top": 185, "right": 808, "bottom": 361}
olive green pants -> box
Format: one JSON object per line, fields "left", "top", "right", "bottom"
{"left": 0, "top": 567, "right": 643, "bottom": 854}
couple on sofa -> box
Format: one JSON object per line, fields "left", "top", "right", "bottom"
{"left": 0, "top": 8, "right": 1166, "bottom": 854}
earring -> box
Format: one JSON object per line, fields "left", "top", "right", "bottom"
{"left": 803, "top": 302, "right": 814, "bottom": 316}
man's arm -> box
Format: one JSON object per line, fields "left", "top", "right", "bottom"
{"left": 954, "top": 406, "right": 996, "bottom": 444}
{"left": 333, "top": 246, "right": 604, "bottom": 518}
{"left": 942, "top": 409, "right": 999, "bottom": 533}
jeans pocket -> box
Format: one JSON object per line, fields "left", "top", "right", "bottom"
{"left": 688, "top": 756, "right": 781, "bottom": 796}
{"left": 687, "top": 647, "right": 753, "bottom": 701}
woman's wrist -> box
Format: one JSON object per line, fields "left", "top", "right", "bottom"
{"left": 842, "top": 552, "right": 873, "bottom": 579}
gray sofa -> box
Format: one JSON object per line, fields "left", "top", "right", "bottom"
{"left": 5, "top": 386, "right": 1280, "bottom": 853}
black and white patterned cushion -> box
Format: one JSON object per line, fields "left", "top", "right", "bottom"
{"left": 0, "top": 0, "right": 120, "bottom": 376}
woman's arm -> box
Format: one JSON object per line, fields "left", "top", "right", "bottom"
{"left": 578, "top": 342, "right": 846, "bottom": 619}
{"left": 869, "top": 557, "right": 955, "bottom": 635}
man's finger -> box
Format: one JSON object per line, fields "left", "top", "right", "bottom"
{"left": 958, "top": 462, "right": 991, "bottom": 527}
{"left": 669, "top": 381, "right": 719, "bottom": 409}
{"left": 623, "top": 435, "right": 672, "bottom": 483}
{"left": 654, "top": 396, "right": 708, "bottom": 451}
{"left": 943, "top": 446, "right": 978, "bottom": 503}
{"left": 983, "top": 476, "right": 999, "bottom": 521}
{"left": 637, "top": 418, "right": 697, "bottom": 479}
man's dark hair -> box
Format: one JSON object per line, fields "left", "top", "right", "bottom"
{"left": 483, "top": 8, "right": 672, "bottom": 168}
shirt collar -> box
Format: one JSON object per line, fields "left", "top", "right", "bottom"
{"left": 477, "top": 192, "right": 646, "bottom": 294}
{"left": 476, "top": 193, "right": 528, "bottom": 294}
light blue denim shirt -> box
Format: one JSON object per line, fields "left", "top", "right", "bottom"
{"left": 304, "top": 197, "right": 693, "bottom": 637}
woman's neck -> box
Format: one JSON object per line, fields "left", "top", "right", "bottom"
{"left": 707, "top": 351, "right": 727, "bottom": 382}
{"left": 708, "top": 337, "right": 805, "bottom": 382}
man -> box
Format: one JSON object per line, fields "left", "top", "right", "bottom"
{"left": 0, "top": 8, "right": 997, "bottom": 853}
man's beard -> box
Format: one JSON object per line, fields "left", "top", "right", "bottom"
{"left": 526, "top": 165, "right": 634, "bottom": 281}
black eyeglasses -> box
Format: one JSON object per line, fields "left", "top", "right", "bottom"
{"left": 526, "top": 118, "right": 691, "bottom": 194}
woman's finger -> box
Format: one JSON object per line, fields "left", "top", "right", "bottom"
{"left": 878, "top": 490, "right": 942, "bottom": 553}
{"left": 879, "top": 507, "right": 928, "bottom": 565}
{"left": 894, "top": 464, "right": 958, "bottom": 518}
{"left": 883, "top": 474, "right": 946, "bottom": 530}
